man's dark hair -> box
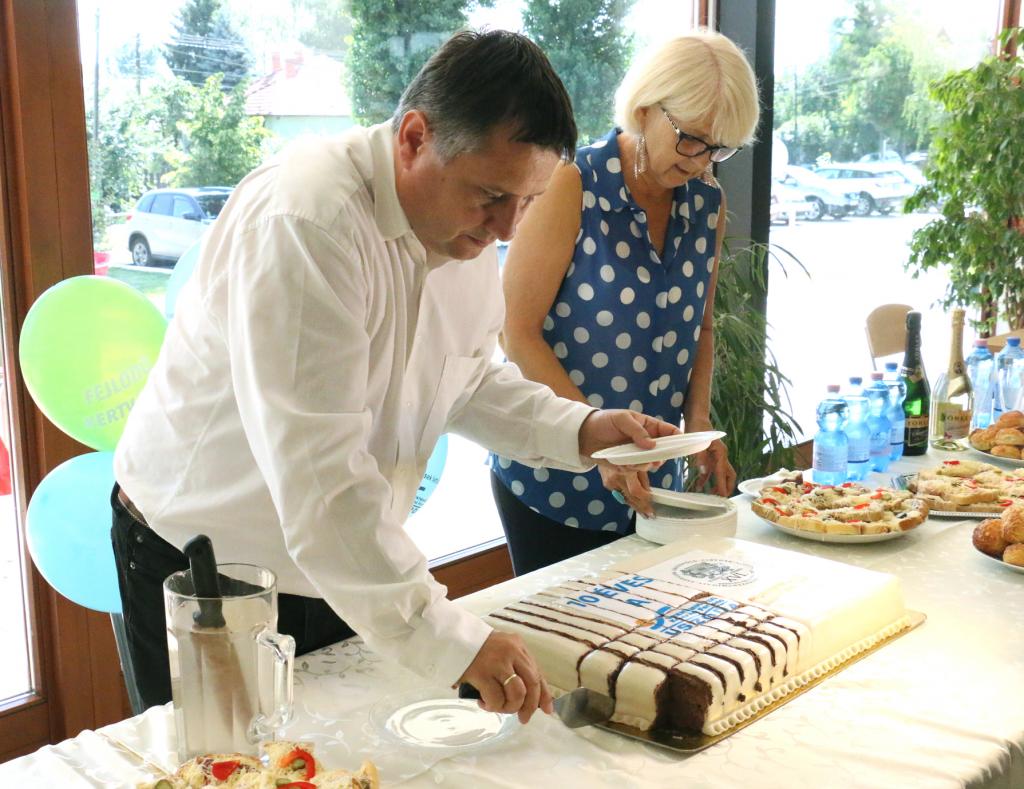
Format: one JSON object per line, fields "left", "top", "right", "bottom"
{"left": 392, "top": 29, "right": 576, "bottom": 161}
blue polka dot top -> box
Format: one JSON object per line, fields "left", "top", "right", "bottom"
{"left": 490, "top": 128, "right": 722, "bottom": 534}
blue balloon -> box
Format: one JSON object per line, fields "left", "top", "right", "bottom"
{"left": 26, "top": 451, "right": 121, "bottom": 613}
{"left": 164, "top": 240, "right": 202, "bottom": 319}
{"left": 410, "top": 434, "right": 448, "bottom": 516}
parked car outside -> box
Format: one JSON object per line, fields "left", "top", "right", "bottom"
{"left": 777, "top": 165, "right": 859, "bottom": 220}
{"left": 812, "top": 163, "right": 915, "bottom": 216}
{"left": 769, "top": 180, "right": 814, "bottom": 225}
{"left": 123, "top": 187, "right": 232, "bottom": 265}
{"left": 858, "top": 150, "right": 903, "bottom": 163}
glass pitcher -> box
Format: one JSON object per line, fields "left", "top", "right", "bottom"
{"left": 163, "top": 563, "right": 295, "bottom": 762}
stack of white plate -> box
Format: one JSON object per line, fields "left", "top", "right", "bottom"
{"left": 635, "top": 490, "right": 737, "bottom": 545}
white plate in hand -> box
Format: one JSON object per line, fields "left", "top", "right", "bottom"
{"left": 591, "top": 431, "right": 725, "bottom": 466}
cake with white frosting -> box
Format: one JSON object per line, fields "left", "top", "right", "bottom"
{"left": 485, "top": 538, "right": 912, "bottom": 736}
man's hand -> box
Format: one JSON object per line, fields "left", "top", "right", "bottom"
{"left": 458, "top": 631, "right": 553, "bottom": 724}
{"left": 579, "top": 409, "right": 680, "bottom": 458}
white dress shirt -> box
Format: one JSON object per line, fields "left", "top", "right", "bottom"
{"left": 114, "top": 123, "right": 595, "bottom": 686}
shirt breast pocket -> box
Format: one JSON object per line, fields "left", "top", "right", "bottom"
{"left": 417, "top": 354, "right": 483, "bottom": 458}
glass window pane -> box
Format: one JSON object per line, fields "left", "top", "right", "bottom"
{"left": 0, "top": 348, "right": 30, "bottom": 700}
{"left": 769, "top": 0, "right": 1001, "bottom": 439}
{"left": 78, "top": 0, "right": 693, "bottom": 565}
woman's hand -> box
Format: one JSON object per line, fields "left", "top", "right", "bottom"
{"left": 598, "top": 465, "right": 654, "bottom": 518}
{"left": 690, "top": 439, "right": 736, "bottom": 496}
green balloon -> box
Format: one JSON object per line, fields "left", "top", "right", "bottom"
{"left": 19, "top": 276, "right": 167, "bottom": 451}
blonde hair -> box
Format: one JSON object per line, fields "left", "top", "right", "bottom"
{"left": 614, "top": 30, "right": 760, "bottom": 148}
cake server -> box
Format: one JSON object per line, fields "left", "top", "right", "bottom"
{"left": 458, "top": 683, "right": 615, "bottom": 729}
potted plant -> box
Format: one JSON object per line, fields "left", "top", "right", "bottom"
{"left": 704, "top": 240, "right": 804, "bottom": 487}
{"left": 904, "top": 28, "right": 1024, "bottom": 333}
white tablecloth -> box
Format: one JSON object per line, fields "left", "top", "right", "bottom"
{"left": 3, "top": 450, "right": 1023, "bottom": 788}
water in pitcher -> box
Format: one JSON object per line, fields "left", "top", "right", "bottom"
{"left": 166, "top": 585, "right": 276, "bottom": 759}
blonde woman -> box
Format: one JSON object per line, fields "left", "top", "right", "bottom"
{"left": 490, "top": 31, "right": 760, "bottom": 575}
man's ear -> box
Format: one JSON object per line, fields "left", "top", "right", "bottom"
{"left": 396, "top": 110, "right": 431, "bottom": 171}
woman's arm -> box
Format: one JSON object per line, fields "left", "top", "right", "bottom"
{"left": 684, "top": 190, "right": 736, "bottom": 496}
{"left": 501, "top": 162, "right": 587, "bottom": 403}
{"left": 683, "top": 191, "right": 726, "bottom": 430}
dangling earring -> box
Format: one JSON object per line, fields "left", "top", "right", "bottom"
{"left": 634, "top": 133, "right": 648, "bottom": 180}
{"left": 701, "top": 162, "right": 717, "bottom": 187}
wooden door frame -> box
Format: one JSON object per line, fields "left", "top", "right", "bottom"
{"left": 0, "top": 0, "right": 131, "bottom": 761}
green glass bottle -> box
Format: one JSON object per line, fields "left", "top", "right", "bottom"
{"left": 901, "top": 311, "right": 930, "bottom": 455}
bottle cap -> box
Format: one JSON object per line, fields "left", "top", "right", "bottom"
{"left": 870, "top": 371, "right": 884, "bottom": 380}
{"left": 849, "top": 376, "right": 863, "bottom": 385}
{"left": 974, "top": 338, "right": 989, "bottom": 347}
{"left": 885, "top": 361, "right": 899, "bottom": 371}
{"left": 1009, "top": 337, "right": 1021, "bottom": 347}
{"left": 826, "top": 384, "right": 840, "bottom": 393}
{"left": 906, "top": 311, "right": 921, "bottom": 329}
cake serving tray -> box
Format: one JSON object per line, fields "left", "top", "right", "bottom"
{"left": 591, "top": 610, "right": 926, "bottom": 754}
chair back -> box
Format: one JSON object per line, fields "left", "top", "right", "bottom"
{"left": 986, "top": 329, "right": 1024, "bottom": 354}
{"left": 865, "top": 304, "right": 912, "bottom": 369}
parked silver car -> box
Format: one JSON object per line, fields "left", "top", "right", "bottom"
{"left": 777, "top": 165, "right": 859, "bottom": 220}
{"left": 124, "top": 187, "right": 232, "bottom": 265}
{"left": 812, "top": 163, "right": 915, "bottom": 216}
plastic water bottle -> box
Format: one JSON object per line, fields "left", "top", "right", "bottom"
{"left": 993, "top": 337, "right": 1024, "bottom": 420}
{"left": 866, "top": 372, "right": 892, "bottom": 472}
{"left": 812, "top": 385, "right": 849, "bottom": 485}
{"left": 883, "top": 362, "right": 907, "bottom": 460}
{"left": 841, "top": 377, "right": 871, "bottom": 481}
{"left": 966, "top": 339, "right": 995, "bottom": 429}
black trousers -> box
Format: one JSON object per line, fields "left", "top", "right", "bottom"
{"left": 110, "top": 484, "right": 355, "bottom": 710}
{"left": 490, "top": 471, "right": 630, "bottom": 576}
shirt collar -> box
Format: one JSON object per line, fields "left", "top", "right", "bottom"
{"left": 367, "top": 122, "right": 414, "bottom": 243}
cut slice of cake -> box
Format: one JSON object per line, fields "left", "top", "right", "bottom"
{"left": 485, "top": 538, "right": 913, "bottom": 737}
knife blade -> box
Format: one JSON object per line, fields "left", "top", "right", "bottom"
{"left": 457, "top": 683, "right": 615, "bottom": 729}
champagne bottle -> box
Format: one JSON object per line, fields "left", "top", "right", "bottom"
{"left": 929, "top": 308, "right": 973, "bottom": 441}
{"left": 901, "top": 311, "right": 930, "bottom": 455}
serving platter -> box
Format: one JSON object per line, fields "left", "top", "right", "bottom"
{"left": 965, "top": 443, "right": 1024, "bottom": 468}
{"left": 593, "top": 611, "right": 925, "bottom": 753}
{"left": 975, "top": 548, "right": 1024, "bottom": 575}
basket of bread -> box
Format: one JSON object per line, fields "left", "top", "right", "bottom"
{"left": 138, "top": 740, "right": 379, "bottom": 789}
{"left": 968, "top": 410, "right": 1024, "bottom": 461}
{"left": 972, "top": 503, "right": 1024, "bottom": 569}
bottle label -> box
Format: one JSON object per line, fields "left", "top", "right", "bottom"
{"left": 813, "top": 443, "right": 845, "bottom": 473}
{"left": 935, "top": 403, "right": 972, "bottom": 439}
{"left": 905, "top": 415, "right": 929, "bottom": 448}
{"left": 903, "top": 366, "right": 925, "bottom": 383}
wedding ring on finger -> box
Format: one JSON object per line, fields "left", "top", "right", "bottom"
{"left": 502, "top": 673, "right": 519, "bottom": 687}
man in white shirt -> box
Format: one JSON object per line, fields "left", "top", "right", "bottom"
{"left": 112, "top": 30, "right": 676, "bottom": 723}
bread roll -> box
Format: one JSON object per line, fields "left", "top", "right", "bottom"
{"left": 990, "top": 444, "right": 1023, "bottom": 459}
{"left": 994, "top": 428, "right": 1024, "bottom": 446}
{"left": 1001, "top": 504, "right": 1024, "bottom": 543}
{"left": 1002, "top": 542, "right": 1024, "bottom": 566}
{"left": 973, "top": 519, "right": 1008, "bottom": 557}
{"left": 969, "top": 426, "right": 999, "bottom": 451}
{"left": 995, "top": 410, "right": 1024, "bottom": 429}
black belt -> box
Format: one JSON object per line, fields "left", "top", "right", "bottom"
{"left": 117, "top": 487, "right": 149, "bottom": 526}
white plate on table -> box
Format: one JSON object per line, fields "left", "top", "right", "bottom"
{"left": 370, "top": 688, "right": 519, "bottom": 754}
{"left": 755, "top": 515, "right": 912, "bottom": 543}
{"left": 738, "top": 469, "right": 809, "bottom": 498}
{"left": 976, "top": 548, "right": 1024, "bottom": 575}
{"left": 592, "top": 431, "right": 725, "bottom": 466}
{"left": 965, "top": 444, "right": 1024, "bottom": 468}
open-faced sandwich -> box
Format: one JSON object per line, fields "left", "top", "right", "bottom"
{"left": 138, "top": 740, "right": 379, "bottom": 788}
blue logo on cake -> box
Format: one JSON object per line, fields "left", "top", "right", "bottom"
{"left": 672, "top": 558, "right": 755, "bottom": 587}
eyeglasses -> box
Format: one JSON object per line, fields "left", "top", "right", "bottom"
{"left": 659, "top": 106, "right": 740, "bottom": 163}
